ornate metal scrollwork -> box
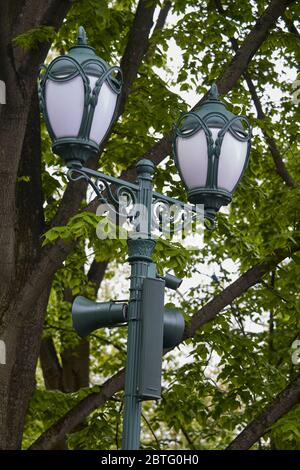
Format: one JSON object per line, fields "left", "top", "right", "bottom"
{"left": 67, "top": 166, "right": 214, "bottom": 233}
{"left": 151, "top": 194, "right": 205, "bottom": 235}
{"left": 67, "top": 167, "right": 138, "bottom": 219}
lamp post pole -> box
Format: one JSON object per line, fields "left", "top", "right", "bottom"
{"left": 69, "top": 158, "right": 184, "bottom": 450}
{"left": 122, "top": 160, "right": 156, "bottom": 449}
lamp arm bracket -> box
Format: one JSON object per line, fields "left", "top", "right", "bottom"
{"left": 67, "top": 166, "right": 214, "bottom": 230}
{"left": 67, "top": 166, "right": 139, "bottom": 218}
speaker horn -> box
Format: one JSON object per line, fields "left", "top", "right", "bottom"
{"left": 163, "top": 308, "right": 185, "bottom": 349}
{"left": 72, "top": 296, "right": 128, "bottom": 337}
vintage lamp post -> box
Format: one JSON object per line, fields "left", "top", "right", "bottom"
{"left": 39, "top": 27, "right": 251, "bottom": 450}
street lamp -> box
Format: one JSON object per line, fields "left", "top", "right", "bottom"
{"left": 173, "top": 83, "right": 251, "bottom": 225}
{"left": 39, "top": 26, "right": 122, "bottom": 165}
{"left": 39, "top": 27, "right": 252, "bottom": 450}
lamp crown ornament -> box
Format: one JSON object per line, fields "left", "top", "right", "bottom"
{"left": 208, "top": 82, "right": 219, "bottom": 100}
{"left": 77, "top": 25, "right": 88, "bottom": 45}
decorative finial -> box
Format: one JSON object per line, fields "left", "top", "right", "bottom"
{"left": 208, "top": 83, "right": 219, "bottom": 100}
{"left": 77, "top": 26, "right": 88, "bottom": 45}
{"left": 136, "top": 159, "right": 155, "bottom": 176}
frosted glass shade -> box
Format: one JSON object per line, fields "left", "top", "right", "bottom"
{"left": 176, "top": 127, "right": 247, "bottom": 192}
{"left": 176, "top": 129, "right": 208, "bottom": 189}
{"left": 88, "top": 76, "right": 117, "bottom": 145}
{"left": 217, "top": 131, "right": 248, "bottom": 192}
{"left": 46, "top": 75, "right": 85, "bottom": 138}
{"left": 45, "top": 74, "right": 118, "bottom": 146}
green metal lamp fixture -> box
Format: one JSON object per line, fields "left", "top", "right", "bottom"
{"left": 173, "top": 83, "right": 251, "bottom": 223}
{"left": 39, "top": 27, "right": 252, "bottom": 451}
{"left": 39, "top": 26, "right": 122, "bottom": 166}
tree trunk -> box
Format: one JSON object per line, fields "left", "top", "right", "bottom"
{"left": 0, "top": 89, "right": 49, "bottom": 449}
{"left": 0, "top": 0, "right": 72, "bottom": 449}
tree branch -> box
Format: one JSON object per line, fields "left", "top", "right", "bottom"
{"left": 183, "top": 246, "right": 299, "bottom": 340}
{"left": 283, "top": 15, "right": 300, "bottom": 36}
{"left": 87, "top": 259, "right": 109, "bottom": 289}
{"left": 40, "top": 337, "right": 63, "bottom": 390}
{"left": 215, "top": 0, "right": 297, "bottom": 188}
{"left": 39, "top": 258, "right": 109, "bottom": 392}
{"left": 152, "top": 1, "right": 172, "bottom": 35}
{"left": 226, "top": 372, "right": 300, "bottom": 450}
{"left": 111, "top": 0, "right": 297, "bottom": 181}
{"left": 118, "top": 0, "right": 157, "bottom": 116}
{"left": 216, "top": 0, "right": 296, "bottom": 94}
{"left": 15, "top": 238, "right": 76, "bottom": 318}
{"left": 11, "top": 0, "right": 72, "bottom": 86}
{"left": 29, "top": 243, "right": 300, "bottom": 450}
{"left": 29, "top": 369, "right": 125, "bottom": 450}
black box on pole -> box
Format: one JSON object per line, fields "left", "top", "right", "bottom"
{"left": 138, "top": 277, "right": 165, "bottom": 400}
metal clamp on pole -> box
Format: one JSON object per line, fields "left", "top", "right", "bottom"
{"left": 159, "top": 272, "right": 183, "bottom": 290}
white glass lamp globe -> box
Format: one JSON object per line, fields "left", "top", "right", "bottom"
{"left": 174, "top": 84, "right": 251, "bottom": 222}
{"left": 39, "top": 26, "right": 122, "bottom": 166}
